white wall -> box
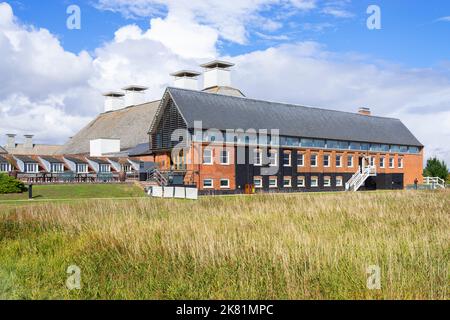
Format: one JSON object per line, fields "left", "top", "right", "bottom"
{"left": 90, "top": 139, "right": 121, "bottom": 157}
{"left": 174, "top": 77, "right": 198, "bottom": 90}
{"left": 203, "top": 68, "right": 231, "bottom": 89}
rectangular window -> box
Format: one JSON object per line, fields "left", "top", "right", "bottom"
{"left": 220, "top": 179, "right": 230, "bottom": 189}
{"left": 99, "top": 164, "right": 111, "bottom": 173}
{"left": 269, "top": 177, "right": 278, "bottom": 188}
{"left": 297, "top": 176, "right": 305, "bottom": 188}
{"left": 269, "top": 150, "right": 278, "bottom": 167}
{"left": 51, "top": 163, "right": 64, "bottom": 173}
{"left": 122, "top": 164, "right": 132, "bottom": 172}
{"left": 398, "top": 157, "right": 404, "bottom": 169}
{"left": 336, "top": 176, "right": 343, "bottom": 187}
{"left": 347, "top": 155, "right": 354, "bottom": 168}
{"left": 297, "top": 153, "right": 304, "bottom": 167}
{"left": 310, "top": 154, "right": 318, "bottom": 167}
{"left": 408, "top": 147, "right": 419, "bottom": 154}
{"left": 283, "top": 152, "right": 291, "bottom": 167}
{"left": 220, "top": 150, "right": 230, "bottom": 165}
{"left": 203, "top": 179, "right": 214, "bottom": 189}
{"left": 389, "top": 157, "right": 395, "bottom": 168}
{"left": 254, "top": 177, "right": 263, "bottom": 188}
{"left": 369, "top": 157, "right": 375, "bottom": 167}
{"left": 25, "top": 163, "right": 38, "bottom": 173}
{"left": 380, "top": 157, "right": 385, "bottom": 168}
{"left": 77, "top": 164, "right": 88, "bottom": 173}
{"left": 323, "top": 155, "right": 330, "bottom": 167}
{"left": 283, "top": 177, "right": 292, "bottom": 188}
{"left": 203, "top": 149, "right": 213, "bottom": 165}
{"left": 324, "top": 176, "right": 331, "bottom": 187}
{"left": 0, "top": 163, "right": 10, "bottom": 172}
{"left": 349, "top": 142, "right": 361, "bottom": 150}
{"left": 254, "top": 149, "right": 262, "bottom": 166}
{"left": 336, "top": 155, "right": 342, "bottom": 167}
{"left": 311, "top": 176, "right": 319, "bottom": 188}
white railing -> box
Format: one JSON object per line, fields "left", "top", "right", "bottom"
{"left": 423, "top": 177, "right": 446, "bottom": 189}
{"left": 346, "top": 165, "right": 377, "bottom": 192}
{"left": 148, "top": 168, "right": 168, "bottom": 186}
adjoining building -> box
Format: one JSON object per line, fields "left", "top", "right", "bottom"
{"left": 4, "top": 134, "right": 61, "bottom": 155}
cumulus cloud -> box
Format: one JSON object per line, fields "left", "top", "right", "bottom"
{"left": 1, "top": 1, "right": 449, "bottom": 166}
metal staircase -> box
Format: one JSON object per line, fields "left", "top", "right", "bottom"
{"left": 147, "top": 168, "right": 168, "bottom": 186}
{"left": 345, "top": 164, "right": 377, "bottom": 192}
{"left": 423, "top": 177, "right": 446, "bottom": 189}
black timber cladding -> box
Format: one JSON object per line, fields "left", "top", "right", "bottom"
{"left": 167, "top": 87, "right": 423, "bottom": 147}
{"left": 151, "top": 99, "right": 187, "bottom": 150}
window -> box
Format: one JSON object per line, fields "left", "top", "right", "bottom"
{"left": 297, "top": 176, "right": 305, "bottom": 188}
{"left": 347, "top": 155, "right": 354, "bottom": 168}
{"left": 220, "top": 179, "right": 230, "bottom": 189}
{"left": 400, "top": 146, "right": 408, "bottom": 153}
{"left": 324, "top": 176, "right": 331, "bottom": 187}
{"left": 220, "top": 150, "right": 230, "bottom": 165}
{"left": 389, "top": 157, "right": 395, "bottom": 168}
{"left": 254, "top": 177, "right": 263, "bottom": 188}
{"left": 122, "top": 164, "right": 132, "bottom": 173}
{"left": 269, "top": 150, "right": 278, "bottom": 167}
{"left": 369, "top": 157, "right": 375, "bottom": 167}
{"left": 51, "top": 163, "right": 64, "bottom": 173}
{"left": 323, "top": 155, "right": 330, "bottom": 167}
{"left": 254, "top": 149, "right": 262, "bottom": 166}
{"left": 336, "top": 155, "right": 342, "bottom": 167}
{"left": 336, "top": 176, "right": 343, "bottom": 187}
{"left": 25, "top": 163, "right": 38, "bottom": 173}
{"left": 349, "top": 142, "right": 361, "bottom": 150}
{"left": 409, "top": 146, "right": 419, "bottom": 154}
{"left": 0, "top": 163, "right": 10, "bottom": 172}
{"left": 203, "top": 179, "right": 214, "bottom": 189}
{"left": 310, "top": 154, "right": 318, "bottom": 167}
{"left": 390, "top": 145, "right": 401, "bottom": 153}
{"left": 269, "top": 177, "right": 278, "bottom": 188}
{"left": 297, "top": 153, "right": 304, "bottom": 167}
{"left": 311, "top": 176, "right": 319, "bottom": 188}
{"left": 283, "top": 152, "right": 291, "bottom": 167}
{"left": 398, "top": 157, "right": 404, "bottom": 169}
{"left": 283, "top": 177, "right": 292, "bottom": 188}
{"left": 99, "top": 164, "right": 111, "bottom": 173}
{"left": 380, "top": 157, "right": 385, "bottom": 168}
{"left": 77, "top": 164, "right": 88, "bottom": 173}
{"left": 203, "top": 149, "right": 213, "bottom": 165}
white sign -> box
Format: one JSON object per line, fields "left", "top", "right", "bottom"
{"left": 152, "top": 186, "right": 163, "bottom": 198}
{"left": 185, "top": 188, "right": 199, "bottom": 200}
{"left": 163, "top": 187, "right": 174, "bottom": 198}
{"left": 174, "top": 187, "right": 186, "bottom": 199}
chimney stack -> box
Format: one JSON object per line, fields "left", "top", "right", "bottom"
{"left": 24, "top": 134, "right": 34, "bottom": 149}
{"left": 103, "top": 92, "right": 125, "bottom": 113}
{"left": 122, "top": 85, "right": 148, "bottom": 107}
{"left": 170, "top": 70, "right": 201, "bottom": 90}
{"left": 6, "top": 134, "right": 16, "bottom": 149}
{"left": 200, "top": 60, "right": 235, "bottom": 90}
{"left": 358, "top": 107, "right": 371, "bottom": 116}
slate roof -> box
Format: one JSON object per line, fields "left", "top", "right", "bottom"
{"left": 86, "top": 157, "right": 110, "bottom": 165}
{"left": 60, "top": 101, "right": 160, "bottom": 155}
{"left": 40, "top": 156, "right": 64, "bottom": 163}
{"left": 4, "top": 144, "right": 61, "bottom": 156}
{"left": 64, "top": 156, "right": 88, "bottom": 164}
{"left": 167, "top": 87, "right": 423, "bottom": 147}
{"left": 14, "top": 155, "right": 37, "bottom": 163}
{"left": 128, "top": 143, "right": 151, "bottom": 156}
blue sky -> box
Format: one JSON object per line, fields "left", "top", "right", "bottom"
{"left": 0, "top": 0, "right": 449, "bottom": 163}
{"left": 8, "top": 0, "right": 450, "bottom": 68}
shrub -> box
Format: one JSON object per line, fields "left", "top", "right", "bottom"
{"left": 0, "top": 173, "right": 27, "bottom": 194}
{"left": 423, "top": 157, "right": 449, "bottom": 181}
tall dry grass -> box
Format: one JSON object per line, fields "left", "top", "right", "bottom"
{"left": 0, "top": 190, "right": 449, "bottom": 299}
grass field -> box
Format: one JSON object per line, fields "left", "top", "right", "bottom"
{"left": 0, "top": 184, "right": 144, "bottom": 202}
{"left": 0, "top": 190, "right": 448, "bottom": 300}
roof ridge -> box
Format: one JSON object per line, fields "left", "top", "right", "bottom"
{"left": 167, "top": 87, "right": 401, "bottom": 121}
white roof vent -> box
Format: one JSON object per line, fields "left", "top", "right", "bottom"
{"left": 103, "top": 92, "right": 125, "bottom": 113}
{"left": 200, "top": 60, "right": 235, "bottom": 90}
{"left": 122, "top": 85, "right": 148, "bottom": 107}
{"left": 170, "top": 70, "right": 201, "bottom": 90}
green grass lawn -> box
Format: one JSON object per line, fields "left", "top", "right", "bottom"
{"left": 0, "top": 184, "right": 145, "bottom": 202}
{"left": 0, "top": 190, "right": 448, "bottom": 300}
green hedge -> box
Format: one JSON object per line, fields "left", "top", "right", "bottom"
{"left": 0, "top": 173, "right": 27, "bottom": 194}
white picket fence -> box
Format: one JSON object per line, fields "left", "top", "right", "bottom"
{"left": 148, "top": 186, "right": 198, "bottom": 200}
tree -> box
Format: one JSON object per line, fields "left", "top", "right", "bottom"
{"left": 423, "top": 157, "right": 449, "bottom": 181}
{"left": 0, "top": 173, "right": 27, "bottom": 194}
